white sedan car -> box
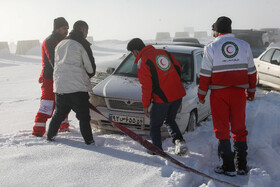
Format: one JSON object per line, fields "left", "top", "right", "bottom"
{"left": 89, "top": 44, "right": 211, "bottom": 136}
{"left": 254, "top": 47, "right": 280, "bottom": 90}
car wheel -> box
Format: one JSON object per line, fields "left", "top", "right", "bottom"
{"left": 186, "top": 110, "right": 197, "bottom": 132}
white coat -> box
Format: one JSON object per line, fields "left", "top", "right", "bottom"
{"left": 53, "top": 39, "right": 95, "bottom": 94}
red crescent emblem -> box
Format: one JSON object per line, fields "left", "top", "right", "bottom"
{"left": 160, "top": 59, "right": 165, "bottom": 66}
{"left": 226, "top": 46, "right": 233, "bottom": 54}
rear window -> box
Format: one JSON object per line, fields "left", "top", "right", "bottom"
{"left": 271, "top": 49, "right": 280, "bottom": 65}
{"left": 261, "top": 48, "right": 275, "bottom": 62}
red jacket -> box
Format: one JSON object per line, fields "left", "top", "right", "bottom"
{"left": 135, "top": 45, "right": 186, "bottom": 108}
{"left": 39, "top": 32, "right": 63, "bottom": 81}
{"left": 198, "top": 34, "right": 257, "bottom": 101}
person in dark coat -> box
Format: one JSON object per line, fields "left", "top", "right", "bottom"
{"left": 47, "top": 20, "right": 96, "bottom": 145}
{"left": 32, "top": 17, "right": 70, "bottom": 137}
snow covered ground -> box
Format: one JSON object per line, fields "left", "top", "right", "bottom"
{"left": 0, "top": 41, "right": 279, "bottom": 187}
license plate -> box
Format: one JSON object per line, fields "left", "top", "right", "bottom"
{"left": 109, "top": 114, "right": 144, "bottom": 125}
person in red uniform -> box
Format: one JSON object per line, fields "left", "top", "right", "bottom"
{"left": 127, "top": 38, "right": 188, "bottom": 155}
{"left": 32, "top": 17, "right": 70, "bottom": 137}
{"left": 198, "top": 16, "right": 257, "bottom": 176}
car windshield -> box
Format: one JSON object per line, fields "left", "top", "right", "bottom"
{"left": 114, "top": 52, "right": 194, "bottom": 82}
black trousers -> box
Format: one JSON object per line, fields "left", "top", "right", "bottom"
{"left": 47, "top": 92, "right": 93, "bottom": 143}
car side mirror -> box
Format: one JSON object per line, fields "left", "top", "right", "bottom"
{"left": 106, "top": 67, "right": 115, "bottom": 74}
{"left": 264, "top": 42, "right": 269, "bottom": 48}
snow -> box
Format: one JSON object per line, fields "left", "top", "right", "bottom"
{"left": 0, "top": 41, "right": 280, "bottom": 187}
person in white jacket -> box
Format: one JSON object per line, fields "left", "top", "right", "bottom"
{"left": 47, "top": 20, "right": 96, "bottom": 145}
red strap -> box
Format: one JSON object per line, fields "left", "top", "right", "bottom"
{"left": 89, "top": 104, "right": 240, "bottom": 187}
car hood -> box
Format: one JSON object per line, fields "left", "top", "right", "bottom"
{"left": 92, "top": 75, "right": 142, "bottom": 100}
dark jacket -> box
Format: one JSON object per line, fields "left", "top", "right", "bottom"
{"left": 39, "top": 32, "right": 63, "bottom": 80}
{"left": 67, "top": 30, "right": 95, "bottom": 77}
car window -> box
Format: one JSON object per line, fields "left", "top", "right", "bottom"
{"left": 114, "top": 54, "right": 138, "bottom": 77}
{"left": 271, "top": 49, "right": 280, "bottom": 65}
{"left": 260, "top": 48, "right": 275, "bottom": 62}
{"left": 114, "top": 52, "right": 193, "bottom": 82}
{"left": 170, "top": 53, "right": 193, "bottom": 82}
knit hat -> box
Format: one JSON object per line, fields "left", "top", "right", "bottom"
{"left": 212, "top": 16, "right": 232, "bottom": 33}
{"left": 53, "top": 17, "right": 69, "bottom": 31}
{"left": 127, "top": 38, "right": 145, "bottom": 51}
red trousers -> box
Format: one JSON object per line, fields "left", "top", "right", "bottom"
{"left": 210, "top": 87, "right": 248, "bottom": 142}
{"left": 34, "top": 78, "right": 68, "bottom": 127}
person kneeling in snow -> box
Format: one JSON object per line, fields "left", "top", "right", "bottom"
{"left": 127, "top": 38, "right": 188, "bottom": 155}
{"left": 197, "top": 16, "right": 257, "bottom": 176}
{"left": 47, "top": 20, "right": 96, "bottom": 145}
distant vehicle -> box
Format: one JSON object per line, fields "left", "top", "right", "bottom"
{"left": 232, "top": 29, "right": 267, "bottom": 58}
{"left": 260, "top": 28, "right": 280, "bottom": 44}
{"left": 89, "top": 44, "right": 211, "bottom": 136}
{"left": 155, "top": 32, "right": 172, "bottom": 41}
{"left": 173, "top": 37, "right": 200, "bottom": 44}
{"left": 254, "top": 47, "right": 280, "bottom": 90}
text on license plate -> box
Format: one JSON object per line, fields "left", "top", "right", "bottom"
{"left": 109, "top": 114, "right": 144, "bottom": 125}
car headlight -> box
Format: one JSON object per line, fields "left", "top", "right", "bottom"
{"left": 89, "top": 94, "right": 107, "bottom": 107}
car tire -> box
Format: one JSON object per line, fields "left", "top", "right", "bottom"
{"left": 186, "top": 110, "right": 197, "bottom": 132}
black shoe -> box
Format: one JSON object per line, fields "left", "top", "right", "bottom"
{"left": 33, "top": 134, "right": 43, "bottom": 137}
{"left": 147, "top": 149, "right": 156, "bottom": 155}
{"left": 85, "top": 139, "right": 95, "bottom": 145}
{"left": 47, "top": 136, "right": 55, "bottom": 142}
{"left": 214, "top": 166, "right": 236, "bottom": 177}
{"left": 174, "top": 139, "right": 188, "bottom": 155}
{"left": 236, "top": 168, "right": 248, "bottom": 175}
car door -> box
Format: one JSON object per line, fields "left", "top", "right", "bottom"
{"left": 257, "top": 48, "right": 275, "bottom": 82}
{"left": 269, "top": 49, "right": 280, "bottom": 86}
{"left": 194, "top": 51, "right": 210, "bottom": 121}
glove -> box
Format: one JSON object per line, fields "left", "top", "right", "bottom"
{"left": 247, "top": 96, "right": 254, "bottom": 101}
{"left": 246, "top": 89, "right": 255, "bottom": 101}
{"left": 38, "top": 77, "right": 44, "bottom": 84}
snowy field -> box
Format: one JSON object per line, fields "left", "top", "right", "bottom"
{"left": 0, "top": 41, "right": 280, "bottom": 187}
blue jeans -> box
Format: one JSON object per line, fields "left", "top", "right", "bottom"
{"left": 149, "top": 98, "right": 183, "bottom": 150}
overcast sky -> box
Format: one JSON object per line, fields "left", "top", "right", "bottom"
{"left": 1, "top": 0, "right": 279, "bottom": 43}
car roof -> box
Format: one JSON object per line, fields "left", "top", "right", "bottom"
{"left": 172, "top": 37, "right": 200, "bottom": 44}
{"left": 232, "top": 29, "right": 265, "bottom": 36}
{"left": 148, "top": 41, "right": 204, "bottom": 48}
{"left": 152, "top": 44, "right": 204, "bottom": 54}
{"left": 266, "top": 46, "right": 280, "bottom": 51}
{"left": 269, "top": 46, "right": 280, "bottom": 49}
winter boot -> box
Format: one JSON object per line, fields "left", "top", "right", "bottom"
{"left": 58, "top": 122, "right": 70, "bottom": 132}
{"left": 234, "top": 141, "right": 248, "bottom": 175}
{"left": 32, "top": 125, "right": 46, "bottom": 137}
{"left": 85, "top": 139, "right": 95, "bottom": 145}
{"left": 214, "top": 139, "right": 236, "bottom": 177}
{"left": 147, "top": 149, "right": 156, "bottom": 155}
{"left": 174, "top": 139, "right": 188, "bottom": 155}
{"left": 47, "top": 136, "right": 55, "bottom": 142}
